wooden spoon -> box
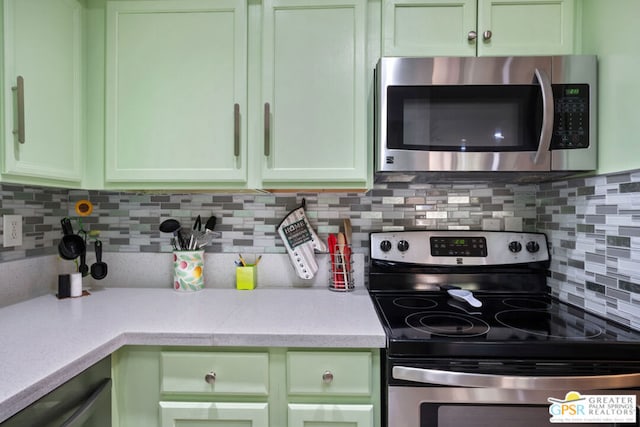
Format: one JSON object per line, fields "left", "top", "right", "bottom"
{"left": 343, "top": 218, "right": 352, "bottom": 245}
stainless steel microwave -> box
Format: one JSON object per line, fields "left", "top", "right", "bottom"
{"left": 375, "top": 55, "right": 597, "bottom": 182}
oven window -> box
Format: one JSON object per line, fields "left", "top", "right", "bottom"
{"left": 387, "top": 85, "right": 543, "bottom": 152}
{"left": 421, "top": 403, "right": 637, "bottom": 427}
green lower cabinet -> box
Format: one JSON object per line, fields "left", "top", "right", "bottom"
{"left": 159, "top": 402, "right": 269, "bottom": 427}
{"left": 288, "top": 404, "right": 374, "bottom": 427}
{"left": 112, "top": 347, "right": 380, "bottom": 427}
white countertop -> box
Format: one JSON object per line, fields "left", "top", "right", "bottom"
{"left": 0, "top": 287, "right": 386, "bottom": 422}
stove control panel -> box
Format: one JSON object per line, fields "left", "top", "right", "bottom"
{"left": 371, "top": 231, "right": 549, "bottom": 266}
{"left": 431, "top": 236, "right": 487, "bottom": 257}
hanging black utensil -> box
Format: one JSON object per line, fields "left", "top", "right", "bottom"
{"left": 160, "top": 218, "right": 184, "bottom": 250}
{"left": 77, "top": 230, "right": 89, "bottom": 276}
{"left": 58, "top": 218, "right": 86, "bottom": 261}
{"left": 204, "top": 216, "right": 216, "bottom": 232}
{"left": 90, "top": 240, "right": 108, "bottom": 280}
{"left": 78, "top": 247, "right": 89, "bottom": 276}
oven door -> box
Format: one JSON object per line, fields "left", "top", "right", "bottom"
{"left": 375, "top": 56, "right": 554, "bottom": 173}
{"left": 389, "top": 367, "right": 640, "bottom": 427}
{"left": 390, "top": 387, "right": 639, "bottom": 427}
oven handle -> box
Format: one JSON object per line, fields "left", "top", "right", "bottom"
{"left": 533, "top": 67, "right": 554, "bottom": 165}
{"left": 393, "top": 366, "right": 640, "bottom": 390}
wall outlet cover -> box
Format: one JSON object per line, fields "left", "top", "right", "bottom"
{"left": 3, "top": 215, "right": 23, "bottom": 247}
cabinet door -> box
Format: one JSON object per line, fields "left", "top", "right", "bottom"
{"left": 160, "top": 402, "right": 269, "bottom": 427}
{"left": 2, "top": 0, "right": 83, "bottom": 183}
{"left": 261, "top": 0, "right": 368, "bottom": 187}
{"left": 288, "top": 404, "right": 374, "bottom": 427}
{"left": 382, "top": 0, "right": 477, "bottom": 57}
{"left": 477, "top": 0, "right": 575, "bottom": 56}
{"left": 105, "top": 0, "right": 247, "bottom": 184}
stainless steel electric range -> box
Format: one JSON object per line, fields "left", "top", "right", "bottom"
{"left": 368, "top": 230, "right": 640, "bottom": 427}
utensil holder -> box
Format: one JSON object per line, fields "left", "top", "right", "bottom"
{"left": 236, "top": 265, "right": 257, "bottom": 290}
{"left": 329, "top": 243, "right": 354, "bottom": 292}
{"left": 173, "top": 250, "right": 204, "bottom": 292}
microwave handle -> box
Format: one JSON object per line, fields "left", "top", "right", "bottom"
{"left": 393, "top": 366, "right": 640, "bottom": 390}
{"left": 533, "top": 68, "right": 554, "bottom": 165}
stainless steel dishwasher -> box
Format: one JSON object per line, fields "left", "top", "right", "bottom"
{"left": 1, "top": 356, "right": 111, "bottom": 427}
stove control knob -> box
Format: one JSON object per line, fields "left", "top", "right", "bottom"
{"left": 526, "top": 241, "right": 540, "bottom": 253}
{"left": 397, "top": 240, "right": 410, "bottom": 252}
{"left": 508, "top": 241, "right": 522, "bottom": 253}
{"left": 380, "top": 240, "right": 392, "bottom": 252}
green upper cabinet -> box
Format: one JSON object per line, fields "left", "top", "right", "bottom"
{"left": 2, "top": 0, "right": 83, "bottom": 185}
{"left": 104, "top": 0, "right": 247, "bottom": 185}
{"left": 383, "top": 0, "right": 477, "bottom": 56}
{"left": 260, "top": 0, "right": 368, "bottom": 188}
{"left": 383, "top": 0, "right": 575, "bottom": 57}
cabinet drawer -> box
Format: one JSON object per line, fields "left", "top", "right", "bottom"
{"left": 161, "top": 351, "right": 269, "bottom": 396}
{"left": 287, "top": 351, "right": 372, "bottom": 397}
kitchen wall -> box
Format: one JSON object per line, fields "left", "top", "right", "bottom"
{"left": 1, "top": 172, "right": 639, "bottom": 330}
{"left": 580, "top": 0, "right": 640, "bottom": 175}
{"left": 538, "top": 169, "right": 640, "bottom": 329}
{"left": 0, "top": 180, "right": 536, "bottom": 303}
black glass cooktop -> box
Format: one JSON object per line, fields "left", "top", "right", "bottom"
{"left": 373, "top": 293, "right": 640, "bottom": 359}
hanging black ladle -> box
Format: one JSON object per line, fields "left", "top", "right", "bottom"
{"left": 58, "top": 218, "right": 86, "bottom": 261}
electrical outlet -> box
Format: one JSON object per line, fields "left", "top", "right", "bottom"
{"left": 3, "top": 215, "right": 23, "bottom": 247}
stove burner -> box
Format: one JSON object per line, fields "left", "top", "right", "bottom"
{"left": 406, "top": 311, "right": 490, "bottom": 338}
{"left": 393, "top": 297, "right": 438, "bottom": 310}
{"left": 502, "top": 298, "right": 552, "bottom": 310}
{"left": 495, "top": 309, "right": 603, "bottom": 339}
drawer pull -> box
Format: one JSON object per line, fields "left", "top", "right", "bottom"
{"left": 322, "top": 371, "right": 334, "bottom": 384}
{"left": 204, "top": 371, "right": 216, "bottom": 384}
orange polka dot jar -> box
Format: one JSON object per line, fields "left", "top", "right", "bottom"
{"left": 172, "top": 250, "right": 205, "bottom": 291}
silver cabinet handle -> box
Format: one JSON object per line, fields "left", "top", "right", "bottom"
{"left": 264, "top": 102, "right": 271, "bottom": 157}
{"left": 205, "top": 371, "right": 216, "bottom": 384}
{"left": 234, "top": 103, "right": 240, "bottom": 157}
{"left": 533, "top": 67, "right": 554, "bottom": 165}
{"left": 322, "top": 370, "right": 334, "bottom": 384}
{"left": 467, "top": 31, "right": 477, "bottom": 41}
{"left": 60, "top": 378, "right": 111, "bottom": 427}
{"left": 11, "top": 76, "right": 25, "bottom": 144}
{"left": 393, "top": 366, "right": 640, "bottom": 390}
{"left": 482, "top": 30, "right": 492, "bottom": 41}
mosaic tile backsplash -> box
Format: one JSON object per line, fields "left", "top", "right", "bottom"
{"left": 0, "top": 170, "right": 638, "bottom": 328}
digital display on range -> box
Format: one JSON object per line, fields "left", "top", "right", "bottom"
{"left": 430, "top": 236, "right": 487, "bottom": 257}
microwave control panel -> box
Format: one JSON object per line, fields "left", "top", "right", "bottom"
{"left": 551, "top": 84, "right": 590, "bottom": 149}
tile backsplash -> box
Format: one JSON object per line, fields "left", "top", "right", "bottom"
{"left": 0, "top": 170, "right": 638, "bottom": 328}
{"left": 537, "top": 170, "right": 640, "bottom": 329}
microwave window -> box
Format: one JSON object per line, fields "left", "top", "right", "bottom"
{"left": 387, "top": 85, "right": 543, "bottom": 152}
